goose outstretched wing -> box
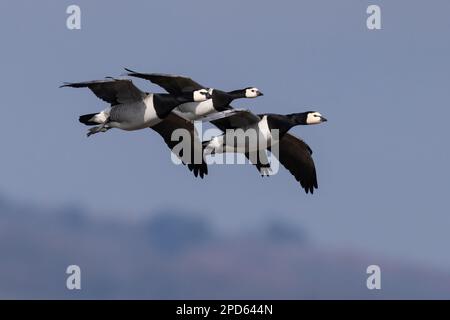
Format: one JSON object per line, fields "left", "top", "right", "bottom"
{"left": 60, "top": 79, "right": 145, "bottom": 106}
{"left": 210, "top": 110, "right": 262, "bottom": 130}
{"left": 150, "top": 113, "right": 208, "bottom": 178}
{"left": 270, "top": 133, "right": 317, "bottom": 194}
{"left": 124, "top": 68, "right": 205, "bottom": 95}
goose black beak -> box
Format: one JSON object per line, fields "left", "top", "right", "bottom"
{"left": 257, "top": 91, "right": 264, "bottom": 97}
{"left": 321, "top": 116, "right": 328, "bottom": 122}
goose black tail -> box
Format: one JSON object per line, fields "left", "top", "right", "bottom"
{"left": 79, "top": 113, "right": 101, "bottom": 126}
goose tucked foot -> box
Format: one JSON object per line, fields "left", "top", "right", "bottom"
{"left": 260, "top": 166, "right": 272, "bottom": 177}
{"left": 87, "top": 124, "right": 111, "bottom": 137}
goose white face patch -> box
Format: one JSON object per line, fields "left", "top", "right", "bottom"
{"left": 306, "top": 112, "right": 324, "bottom": 125}
{"left": 245, "top": 87, "right": 261, "bottom": 98}
{"left": 193, "top": 89, "right": 210, "bottom": 102}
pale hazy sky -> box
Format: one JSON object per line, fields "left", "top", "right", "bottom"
{"left": 1, "top": 0, "right": 450, "bottom": 269}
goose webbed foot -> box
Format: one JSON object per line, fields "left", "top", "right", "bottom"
{"left": 87, "top": 125, "right": 110, "bottom": 137}
{"left": 260, "top": 166, "right": 272, "bottom": 177}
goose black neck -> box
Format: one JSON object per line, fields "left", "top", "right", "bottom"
{"left": 226, "top": 89, "right": 247, "bottom": 99}
{"left": 212, "top": 89, "right": 235, "bottom": 111}
{"left": 266, "top": 113, "right": 309, "bottom": 137}
{"left": 286, "top": 112, "right": 309, "bottom": 126}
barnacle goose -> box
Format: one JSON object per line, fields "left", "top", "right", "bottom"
{"left": 60, "top": 78, "right": 211, "bottom": 136}
{"left": 124, "top": 69, "right": 263, "bottom": 120}
{"left": 205, "top": 110, "right": 327, "bottom": 194}
{"left": 60, "top": 78, "right": 211, "bottom": 177}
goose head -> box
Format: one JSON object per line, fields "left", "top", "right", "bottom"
{"left": 288, "top": 111, "right": 328, "bottom": 125}
{"left": 305, "top": 111, "right": 328, "bottom": 125}
{"left": 244, "top": 87, "right": 264, "bottom": 98}
{"left": 225, "top": 87, "right": 263, "bottom": 99}
{"left": 192, "top": 88, "right": 213, "bottom": 102}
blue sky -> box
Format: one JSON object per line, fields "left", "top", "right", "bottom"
{"left": 1, "top": 0, "right": 450, "bottom": 271}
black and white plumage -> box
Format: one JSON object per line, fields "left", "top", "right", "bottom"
{"left": 61, "top": 72, "right": 327, "bottom": 190}
{"left": 60, "top": 78, "right": 211, "bottom": 136}
{"left": 206, "top": 110, "right": 327, "bottom": 194}
{"left": 124, "top": 69, "right": 263, "bottom": 120}
{"left": 61, "top": 78, "right": 211, "bottom": 178}
{"left": 120, "top": 70, "right": 263, "bottom": 179}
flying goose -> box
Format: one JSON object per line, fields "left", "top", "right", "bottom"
{"left": 124, "top": 69, "right": 263, "bottom": 120}
{"left": 205, "top": 111, "right": 328, "bottom": 194}
{"left": 60, "top": 78, "right": 211, "bottom": 137}
{"left": 61, "top": 78, "right": 211, "bottom": 177}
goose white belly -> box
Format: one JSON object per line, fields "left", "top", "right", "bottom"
{"left": 175, "top": 100, "right": 215, "bottom": 120}
{"left": 109, "top": 95, "right": 162, "bottom": 131}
